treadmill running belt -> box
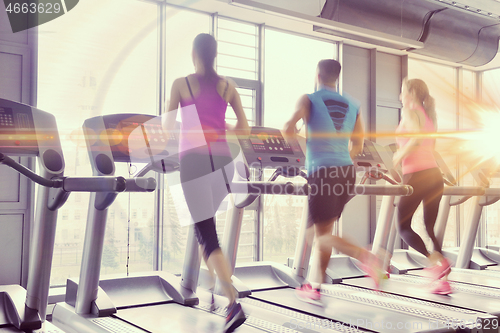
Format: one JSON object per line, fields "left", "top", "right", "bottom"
{"left": 342, "top": 276, "right": 500, "bottom": 319}
{"left": 249, "top": 287, "right": 492, "bottom": 333}
{"left": 115, "top": 303, "right": 261, "bottom": 333}
{"left": 409, "top": 270, "right": 500, "bottom": 288}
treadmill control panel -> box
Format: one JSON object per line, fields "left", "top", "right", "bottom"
{"left": 0, "top": 98, "right": 61, "bottom": 157}
{"left": 0, "top": 106, "right": 14, "bottom": 128}
{"left": 84, "top": 114, "right": 180, "bottom": 172}
{"left": 238, "top": 127, "right": 305, "bottom": 169}
{"left": 246, "top": 133, "right": 293, "bottom": 154}
{"left": 468, "top": 157, "right": 498, "bottom": 187}
{"left": 353, "top": 140, "right": 401, "bottom": 183}
{"left": 353, "top": 140, "right": 385, "bottom": 169}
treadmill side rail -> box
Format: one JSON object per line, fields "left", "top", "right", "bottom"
{"left": 157, "top": 272, "right": 199, "bottom": 306}
{"left": 64, "top": 279, "right": 117, "bottom": 318}
{"left": 52, "top": 303, "right": 119, "bottom": 333}
{"left": 0, "top": 286, "right": 41, "bottom": 331}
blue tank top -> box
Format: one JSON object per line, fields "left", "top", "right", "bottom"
{"left": 306, "top": 88, "right": 360, "bottom": 172}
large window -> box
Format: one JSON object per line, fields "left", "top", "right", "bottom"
{"left": 264, "top": 29, "right": 336, "bottom": 130}
{"left": 38, "top": 0, "right": 158, "bottom": 285}
{"left": 456, "top": 70, "right": 480, "bottom": 248}
{"left": 482, "top": 69, "right": 500, "bottom": 107}
{"left": 263, "top": 29, "right": 336, "bottom": 263}
{"left": 481, "top": 68, "right": 500, "bottom": 247}
{"left": 217, "top": 18, "right": 258, "bottom": 81}
{"left": 216, "top": 18, "right": 259, "bottom": 264}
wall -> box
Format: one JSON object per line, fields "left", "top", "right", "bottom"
{"left": 0, "top": 1, "right": 36, "bottom": 287}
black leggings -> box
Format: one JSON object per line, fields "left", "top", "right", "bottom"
{"left": 180, "top": 150, "right": 234, "bottom": 259}
{"left": 397, "top": 168, "right": 444, "bottom": 256}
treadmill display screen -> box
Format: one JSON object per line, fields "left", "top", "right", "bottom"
{"left": 250, "top": 137, "right": 264, "bottom": 145}
{"left": 355, "top": 144, "right": 375, "bottom": 161}
{"left": 0, "top": 107, "right": 14, "bottom": 128}
{"left": 249, "top": 131, "right": 293, "bottom": 155}
{"left": 116, "top": 118, "right": 173, "bottom": 161}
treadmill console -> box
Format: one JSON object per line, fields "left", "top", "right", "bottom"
{"left": 0, "top": 105, "right": 15, "bottom": 128}
{"left": 0, "top": 98, "right": 62, "bottom": 162}
{"left": 353, "top": 140, "right": 389, "bottom": 171}
{"left": 238, "top": 127, "right": 305, "bottom": 169}
{"left": 84, "top": 114, "right": 180, "bottom": 174}
{"left": 468, "top": 157, "right": 498, "bottom": 187}
{"left": 353, "top": 140, "right": 401, "bottom": 183}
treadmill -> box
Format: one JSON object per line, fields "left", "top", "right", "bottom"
{"left": 382, "top": 147, "right": 500, "bottom": 289}
{"left": 335, "top": 142, "right": 500, "bottom": 328}
{"left": 0, "top": 99, "right": 141, "bottom": 332}
{"left": 51, "top": 115, "right": 313, "bottom": 333}
{"left": 453, "top": 161, "right": 500, "bottom": 272}
{"left": 225, "top": 133, "right": 496, "bottom": 333}
{"left": 385, "top": 148, "right": 487, "bottom": 273}
{"left": 421, "top": 158, "right": 500, "bottom": 288}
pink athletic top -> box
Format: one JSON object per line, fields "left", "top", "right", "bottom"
{"left": 395, "top": 106, "right": 438, "bottom": 175}
{"left": 179, "top": 74, "right": 230, "bottom": 158}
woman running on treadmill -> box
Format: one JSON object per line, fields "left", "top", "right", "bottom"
{"left": 393, "top": 78, "right": 451, "bottom": 295}
{"left": 165, "top": 33, "right": 250, "bottom": 332}
{"left": 284, "top": 59, "right": 386, "bottom": 306}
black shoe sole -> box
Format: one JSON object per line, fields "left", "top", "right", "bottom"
{"left": 225, "top": 317, "right": 246, "bottom": 333}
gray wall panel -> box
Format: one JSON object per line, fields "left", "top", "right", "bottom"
{"left": 0, "top": 214, "right": 23, "bottom": 285}
{"left": 374, "top": 52, "right": 403, "bottom": 249}
{"left": 0, "top": 52, "right": 23, "bottom": 101}
{"left": 341, "top": 45, "right": 371, "bottom": 247}
{"left": 342, "top": 45, "right": 371, "bottom": 124}
{"left": 0, "top": 163, "right": 21, "bottom": 202}
{"left": 0, "top": 22, "right": 34, "bottom": 286}
{"left": 376, "top": 52, "right": 402, "bottom": 106}
{"left": 375, "top": 106, "right": 399, "bottom": 147}
{"left": 0, "top": 1, "right": 29, "bottom": 45}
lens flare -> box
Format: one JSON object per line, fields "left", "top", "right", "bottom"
{"left": 444, "top": 103, "right": 500, "bottom": 174}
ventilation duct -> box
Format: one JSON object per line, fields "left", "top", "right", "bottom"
{"left": 229, "top": 0, "right": 500, "bottom": 66}
{"left": 320, "top": 0, "right": 500, "bottom": 66}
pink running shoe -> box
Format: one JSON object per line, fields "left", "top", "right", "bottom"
{"left": 358, "top": 251, "right": 388, "bottom": 290}
{"left": 423, "top": 258, "right": 451, "bottom": 281}
{"left": 295, "top": 284, "right": 323, "bottom": 307}
{"left": 430, "top": 280, "right": 452, "bottom": 295}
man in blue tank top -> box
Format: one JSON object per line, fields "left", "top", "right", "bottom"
{"left": 284, "top": 59, "right": 385, "bottom": 306}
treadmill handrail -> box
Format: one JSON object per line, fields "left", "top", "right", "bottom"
{"left": 230, "top": 181, "right": 412, "bottom": 196}
{"left": 61, "top": 177, "right": 126, "bottom": 193}
{"left": 484, "top": 188, "right": 500, "bottom": 197}
{"left": 443, "top": 186, "right": 485, "bottom": 196}
{"left": 233, "top": 181, "right": 309, "bottom": 195}
{"left": 124, "top": 178, "right": 157, "bottom": 192}
{"left": 0, "top": 152, "right": 134, "bottom": 193}
{"left": 0, "top": 152, "right": 56, "bottom": 187}
{"left": 354, "top": 184, "right": 413, "bottom": 196}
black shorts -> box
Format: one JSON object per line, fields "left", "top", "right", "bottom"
{"left": 307, "top": 165, "right": 356, "bottom": 227}
{"left": 193, "top": 217, "right": 220, "bottom": 259}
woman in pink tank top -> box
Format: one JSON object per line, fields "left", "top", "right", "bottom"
{"left": 164, "top": 33, "right": 250, "bottom": 332}
{"left": 393, "top": 78, "right": 451, "bottom": 295}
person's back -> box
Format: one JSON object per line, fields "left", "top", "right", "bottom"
{"left": 306, "top": 88, "right": 359, "bottom": 172}
{"left": 164, "top": 33, "right": 249, "bottom": 333}
{"left": 179, "top": 74, "right": 231, "bottom": 157}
